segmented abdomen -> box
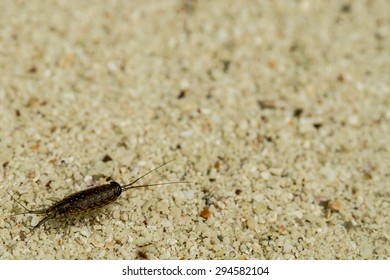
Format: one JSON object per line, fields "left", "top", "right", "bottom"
{"left": 48, "top": 182, "right": 122, "bottom": 217}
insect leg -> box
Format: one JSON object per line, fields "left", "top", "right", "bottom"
{"left": 32, "top": 215, "right": 52, "bottom": 230}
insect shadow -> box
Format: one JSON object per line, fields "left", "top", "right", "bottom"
{"left": 9, "top": 160, "right": 189, "bottom": 236}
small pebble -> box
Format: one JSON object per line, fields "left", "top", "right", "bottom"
{"left": 200, "top": 208, "right": 211, "bottom": 219}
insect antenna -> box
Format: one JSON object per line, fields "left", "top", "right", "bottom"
{"left": 121, "top": 159, "right": 191, "bottom": 192}
{"left": 122, "top": 181, "right": 191, "bottom": 192}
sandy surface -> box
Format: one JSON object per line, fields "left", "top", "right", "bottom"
{"left": 0, "top": 0, "right": 389, "bottom": 259}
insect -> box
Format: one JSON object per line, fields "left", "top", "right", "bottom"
{"left": 9, "top": 160, "right": 188, "bottom": 234}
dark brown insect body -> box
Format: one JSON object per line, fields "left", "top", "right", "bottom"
{"left": 27, "top": 182, "right": 123, "bottom": 230}
{"left": 10, "top": 161, "right": 187, "bottom": 233}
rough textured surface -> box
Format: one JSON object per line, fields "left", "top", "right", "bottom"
{"left": 0, "top": 0, "right": 389, "bottom": 259}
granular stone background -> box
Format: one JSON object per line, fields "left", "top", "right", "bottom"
{"left": 0, "top": 0, "right": 389, "bottom": 259}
